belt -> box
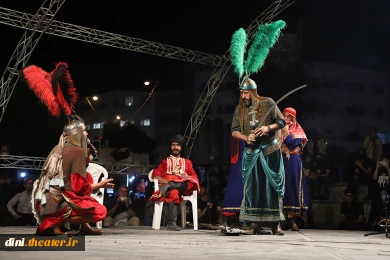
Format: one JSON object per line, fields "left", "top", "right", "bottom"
{"left": 260, "top": 138, "right": 278, "bottom": 150}
{"left": 283, "top": 151, "right": 300, "bottom": 155}
{"left": 246, "top": 138, "right": 278, "bottom": 155}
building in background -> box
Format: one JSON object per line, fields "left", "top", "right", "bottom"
{"left": 75, "top": 86, "right": 186, "bottom": 166}
{"left": 304, "top": 62, "right": 389, "bottom": 151}
{"left": 76, "top": 89, "right": 156, "bottom": 143}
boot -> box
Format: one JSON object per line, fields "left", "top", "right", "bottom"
{"left": 66, "top": 214, "right": 102, "bottom": 235}
{"left": 35, "top": 214, "right": 65, "bottom": 236}
{"left": 166, "top": 203, "right": 181, "bottom": 231}
{"left": 160, "top": 181, "right": 188, "bottom": 197}
{"left": 271, "top": 223, "right": 284, "bottom": 235}
{"left": 287, "top": 218, "right": 299, "bottom": 231}
{"left": 80, "top": 223, "right": 103, "bottom": 235}
{"left": 36, "top": 222, "right": 65, "bottom": 236}
{"left": 249, "top": 223, "right": 261, "bottom": 235}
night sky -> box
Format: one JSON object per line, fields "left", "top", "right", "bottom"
{"left": 0, "top": 0, "right": 388, "bottom": 155}
{"left": 303, "top": 0, "right": 390, "bottom": 70}
{"left": 0, "top": 0, "right": 302, "bottom": 96}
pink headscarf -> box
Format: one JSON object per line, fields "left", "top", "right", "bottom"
{"left": 283, "top": 107, "right": 308, "bottom": 147}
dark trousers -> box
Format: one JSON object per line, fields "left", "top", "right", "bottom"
{"left": 7, "top": 213, "right": 37, "bottom": 226}
{"left": 348, "top": 175, "right": 376, "bottom": 200}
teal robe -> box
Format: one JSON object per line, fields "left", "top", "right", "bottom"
{"left": 231, "top": 97, "right": 286, "bottom": 224}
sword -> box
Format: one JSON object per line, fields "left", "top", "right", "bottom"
{"left": 253, "top": 84, "right": 307, "bottom": 130}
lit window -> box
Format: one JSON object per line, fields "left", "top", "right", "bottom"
{"left": 85, "top": 124, "right": 91, "bottom": 130}
{"left": 125, "top": 96, "right": 134, "bottom": 106}
{"left": 93, "top": 123, "right": 101, "bottom": 129}
{"left": 130, "top": 120, "right": 135, "bottom": 125}
{"left": 140, "top": 119, "right": 150, "bottom": 126}
{"left": 120, "top": 120, "right": 126, "bottom": 127}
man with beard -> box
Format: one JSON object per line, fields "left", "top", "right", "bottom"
{"left": 231, "top": 80, "right": 286, "bottom": 235}
{"left": 228, "top": 20, "right": 287, "bottom": 235}
{"left": 150, "top": 134, "right": 200, "bottom": 231}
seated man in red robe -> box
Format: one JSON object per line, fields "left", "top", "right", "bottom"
{"left": 150, "top": 134, "right": 200, "bottom": 231}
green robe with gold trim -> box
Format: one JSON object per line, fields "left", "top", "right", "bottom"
{"left": 231, "top": 97, "right": 286, "bottom": 224}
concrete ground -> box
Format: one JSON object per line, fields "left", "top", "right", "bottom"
{"left": 0, "top": 226, "right": 389, "bottom": 259}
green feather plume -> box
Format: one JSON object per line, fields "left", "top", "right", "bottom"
{"left": 244, "top": 20, "right": 286, "bottom": 75}
{"left": 229, "top": 28, "right": 247, "bottom": 78}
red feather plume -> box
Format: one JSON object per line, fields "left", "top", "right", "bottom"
{"left": 20, "top": 65, "right": 61, "bottom": 117}
{"left": 50, "top": 62, "right": 78, "bottom": 116}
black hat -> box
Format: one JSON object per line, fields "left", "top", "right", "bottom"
{"left": 168, "top": 134, "right": 188, "bottom": 158}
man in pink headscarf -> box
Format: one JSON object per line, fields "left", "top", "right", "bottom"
{"left": 281, "top": 107, "right": 309, "bottom": 231}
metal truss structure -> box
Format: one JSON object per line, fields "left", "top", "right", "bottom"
{"left": 0, "top": 155, "right": 147, "bottom": 175}
{"left": 183, "top": 0, "right": 297, "bottom": 156}
{"left": 0, "top": 0, "right": 66, "bottom": 123}
{"left": 0, "top": 0, "right": 297, "bottom": 170}
{"left": 0, "top": 7, "right": 228, "bottom": 68}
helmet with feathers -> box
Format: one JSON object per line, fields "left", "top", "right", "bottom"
{"left": 229, "top": 20, "right": 286, "bottom": 90}
{"left": 20, "top": 61, "right": 85, "bottom": 134}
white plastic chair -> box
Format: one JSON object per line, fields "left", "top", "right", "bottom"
{"left": 148, "top": 170, "right": 198, "bottom": 230}
{"left": 87, "top": 162, "right": 109, "bottom": 229}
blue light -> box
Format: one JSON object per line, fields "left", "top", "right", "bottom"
{"left": 20, "top": 172, "right": 26, "bottom": 178}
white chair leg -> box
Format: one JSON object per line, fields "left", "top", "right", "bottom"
{"left": 152, "top": 202, "right": 163, "bottom": 230}
{"left": 180, "top": 202, "right": 187, "bottom": 228}
{"left": 192, "top": 198, "right": 198, "bottom": 231}
{"left": 96, "top": 221, "right": 102, "bottom": 229}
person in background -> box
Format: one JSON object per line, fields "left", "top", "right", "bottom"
{"left": 103, "top": 185, "right": 140, "bottom": 227}
{"left": 7, "top": 177, "right": 36, "bottom": 226}
{"left": 197, "top": 182, "right": 222, "bottom": 225}
{"left": 338, "top": 189, "right": 365, "bottom": 230}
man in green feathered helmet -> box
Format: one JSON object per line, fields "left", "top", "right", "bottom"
{"left": 229, "top": 20, "right": 288, "bottom": 235}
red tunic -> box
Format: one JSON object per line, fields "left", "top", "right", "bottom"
{"left": 35, "top": 146, "right": 107, "bottom": 234}
{"left": 149, "top": 155, "right": 200, "bottom": 204}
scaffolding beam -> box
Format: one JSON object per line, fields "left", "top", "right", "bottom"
{"left": 0, "top": 0, "right": 298, "bottom": 164}
{"left": 0, "top": 7, "right": 228, "bottom": 67}
{"left": 0, "top": 155, "right": 147, "bottom": 175}
{"left": 0, "top": 0, "right": 66, "bottom": 123}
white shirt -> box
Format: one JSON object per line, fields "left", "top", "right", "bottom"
{"left": 7, "top": 190, "right": 33, "bottom": 216}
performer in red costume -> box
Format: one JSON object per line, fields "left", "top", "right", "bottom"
{"left": 150, "top": 134, "right": 200, "bottom": 231}
{"left": 20, "top": 62, "right": 114, "bottom": 235}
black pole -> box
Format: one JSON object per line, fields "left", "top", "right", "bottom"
{"left": 364, "top": 194, "right": 389, "bottom": 238}
{"left": 207, "top": 168, "right": 211, "bottom": 224}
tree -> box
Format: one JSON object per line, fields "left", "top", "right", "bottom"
{"left": 102, "top": 123, "right": 156, "bottom": 162}
{"left": 111, "top": 148, "right": 131, "bottom": 162}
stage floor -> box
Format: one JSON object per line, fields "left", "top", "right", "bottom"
{"left": 0, "top": 226, "right": 389, "bottom": 259}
